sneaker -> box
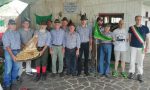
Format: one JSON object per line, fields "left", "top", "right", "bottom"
{"left": 121, "top": 72, "right": 128, "bottom": 79}
{"left": 105, "top": 74, "right": 111, "bottom": 78}
{"left": 59, "top": 72, "right": 64, "bottom": 77}
{"left": 51, "top": 73, "right": 56, "bottom": 78}
{"left": 112, "top": 71, "right": 119, "bottom": 77}
{"left": 137, "top": 74, "right": 143, "bottom": 83}
{"left": 26, "top": 72, "right": 33, "bottom": 76}
{"left": 128, "top": 73, "right": 134, "bottom": 79}
{"left": 41, "top": 73, "right": 46, "bottom": 81}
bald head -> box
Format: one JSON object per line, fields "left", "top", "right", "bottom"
{"left": 118, "top": 20, "right": 124, "bottom": 29}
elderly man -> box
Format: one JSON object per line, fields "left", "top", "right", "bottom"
{"left": 76, "top": 14, "right": 92, "bottom": 76}
{"left": 50, "top": 19, "right": 65, "bottom": 77}
{"left": 2, "top": 19, "right": 21, "bottom": 90}
{"left": 112, "top": 20, "right": 128, "bottom": 78}
{"left": 18, "top": 18, "right": 34, "bottom": 76}
{"left": 128, "top": 15, "right": 149, "bottom": 82}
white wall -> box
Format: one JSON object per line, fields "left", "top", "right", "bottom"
{"left": 29, "top": 0, "right": 142, "bottom": 30}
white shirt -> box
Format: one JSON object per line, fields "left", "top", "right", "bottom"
{"left": 113, "top": 28, "right": 128, "bottom": 51}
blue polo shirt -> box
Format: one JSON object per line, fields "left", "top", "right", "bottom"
{"left": 128, "top": 25, "right": 149, "bottom": 48}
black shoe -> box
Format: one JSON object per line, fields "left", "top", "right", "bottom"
{"left": 51, "top": 73, "right": 56, "bottom": 78}
{"left": 59, "top": 72, "right": 64, "bottom": 77}
{"left": 34, "top": 74, "right": 41, "bottom": 81}
{"left": 41, "top": 73, "right": 46, "bottom": 81}
{"left": 85, "top": 72, "right": 90, "bottom": 76}
{"left": 66, "top": 72, "right": 71, "bottom": 76}
{"left": 77, "top": 73, "right": 81, "bottom": 76}
{"left": 137, "top": 74, "right": 143, "bottom": 83}
{"left": 128, "top": 73, "right": 134, "bottom": 79}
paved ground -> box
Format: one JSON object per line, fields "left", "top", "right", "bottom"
{"left": 12, "top": 53, "right": 150, "bottom": 90}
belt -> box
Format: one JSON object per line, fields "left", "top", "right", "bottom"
{"left": 66, "top": 47, "right": 76, "bottom": 50}
{"left": 52, "top": 44, "right": 62, "bottom": 46}
{"left": 12, "top": 49, "right": 20, "bottom": 51}
{"left": 101, "top": 43, "right": 112, "bottom": 45}
{"left": 81, "top": 42, "right": 89, "bottom": 44}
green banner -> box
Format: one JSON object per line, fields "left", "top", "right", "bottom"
{"left": 35, "top": 14, "right": 52, "bottom": 25}
{"left": 93, "top": 21, "right": 112, "bottom": 41}
{"left": 0, "top": 20, "right": 4, "bottom": 26}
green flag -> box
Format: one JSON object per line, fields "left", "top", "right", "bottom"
{"left": 0, "top": 20, "right": 4, "bottom": 26}
{"left": 35, "top": 14, "right": 52, "bottom": 25}
{"left": 93, "top": 21, "right": 112, "bottom": 41}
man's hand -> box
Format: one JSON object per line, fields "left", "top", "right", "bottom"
{"left": 76, "top": 49, "right": 79, "bottom": 56}
{"left": 12, "top": 55, "right": 17, "bottom": 61}
{"left": 62, "top": 48, "right": 65, "bottom": 54}
{"left": 145, "top": 48, "right": 148, "bottom": 53}
{"left": 39, "top": 51, "right": 44, "bottom": 56}
{"left": 50, "top": 48, "right": 53, "bottom": 55}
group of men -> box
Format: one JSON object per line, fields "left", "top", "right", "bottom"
{"left": 1, "top": 14, "right": 149, "bottom": 90}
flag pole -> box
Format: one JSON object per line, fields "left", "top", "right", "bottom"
{"left": 95, "top": 39, "right": 98, "bottom": 77}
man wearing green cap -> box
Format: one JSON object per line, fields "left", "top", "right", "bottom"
{"left": 50, "top": 19, "right": 65, "bottom": 77}
{"left": 76, "top": 14, "right": 92, "bottom": 76}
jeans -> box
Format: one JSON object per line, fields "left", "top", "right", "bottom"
{"left": 3, "top": 50, "right": 20, "bottom": 87}
{"left": 77, "top": 42, "right": 89, "bottom": 74}
{"left": 65, "top": 48, "right": 77, "bottom": 74}
{"left": 98, "top": 44, "right": 112, "bottom": 75}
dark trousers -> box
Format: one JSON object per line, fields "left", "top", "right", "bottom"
{"left": 36, "top": 47, "right": 48, "bottom": 67}
{"left": 77, "top": 42, "right": 89, "bottom": 74}
{"left": 65, "top": 48, "right": 76, "bottom": 74}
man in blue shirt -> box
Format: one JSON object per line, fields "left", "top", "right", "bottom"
{"left": 128, "top": 15, "right": 149, "bottom": 83}
{"left": 18, "top": 18, "right": 34, "bottom": 77}
{"left": 50, "top": 19, "right": 65, "bottom": 77}
{"left": 76, "top": 14, "right": 92, "bottom": 76}
{"left": 64, "top": 20, "right": 80, "bottom": 76}
{"left": 2, "top": 19, "right": 21, "bottom": 90}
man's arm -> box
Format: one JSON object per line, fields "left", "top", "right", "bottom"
{"left": 6, "top": 47, "right": 16, "bottom": 61}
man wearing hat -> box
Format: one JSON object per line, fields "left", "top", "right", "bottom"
{"left": 34, "top": 22, "right": 51, "bottom": 81}
{"left": 98, "top": 24, "right": 113, "bottom": 78}
{"left": 18, "top": 17, "right": 34, "bottom": 77}
{"left": 64, "top": 20, "right": 80, "bottom": 76}
{"left": 2, "top": 19, "right": 21, "bottom": 89}
{"left": 46, "top": 19, "right": 53, "bottom": 32}
{"left": 50, "top": 19, "right": 65, "bottom": 77}
{"left": 61, "top": 17, "right": 69, "bottom": 32}
{"left": 76, "top": 14, "right": 93, "bottom": 76}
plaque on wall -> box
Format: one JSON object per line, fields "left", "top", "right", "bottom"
{"left": 64, "top": 2, "right": 78, "bottom": 13}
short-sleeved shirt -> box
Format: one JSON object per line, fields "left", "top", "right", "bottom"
{"left": 50, "top": 29, "right": 65, "bottom": 46}
{"left": 76, "top": 25, "right": 92, "bottom": 43}
{"left": 100, "top": 31, "right": 113, "bottom": 44}
{"left": 128, "top": 25, "right": 149, "bottom": 48}
{"left": 64, "top": 31, "right": 80, "bottom": 49}
{"left": 113, "top": 28, "right": 128, "bottom": 51}
{"left": 2, "top": 30, "right": 21, "bottom": 50}
{"left": 35, "top": 30, "right": 51, "bottom": 47}
{"left": 18, "top": 28, "right": 34, "bottom": 45}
